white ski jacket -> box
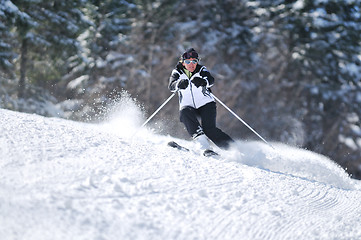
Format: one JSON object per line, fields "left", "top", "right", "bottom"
{"left": 168, "top": 63, "right": 215, "bottom": 110}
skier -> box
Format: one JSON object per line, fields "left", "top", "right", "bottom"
{"left": 168, "top": 48, "right": 234, "bottom": 155}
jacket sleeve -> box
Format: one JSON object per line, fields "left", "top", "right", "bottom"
{"left": 200, "top": 67, "right": 214, "bottom": 88}
{"left": 168, "top": 70, "right": 180, "bottom": 92}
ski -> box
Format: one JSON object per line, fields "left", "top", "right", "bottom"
{"left": 167, "top": 141, "right": 220, "bottom": 158}
{"left": 167, "top": 141, "right": 189, "bottom": 151}
{"left": 203, "top": 149, "right": 219, "bottom": 157}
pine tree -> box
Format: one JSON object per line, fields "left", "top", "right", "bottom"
{"left": 6, "top": 0, "right": 89, "bottom": 98}
{"left": 0, "top": 0, "right": 22, "bottom": 78}
{"left": 248, "top": 0, "right": 361, "bottom": 174}
{"left": 64, "top": 0, "right": 135, "bottom": 100}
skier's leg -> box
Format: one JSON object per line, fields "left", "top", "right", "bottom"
{"left": 180, "top": 107, "right": 211, "bottom": 150}
{"left": 199, "top": 102, "right": 234, "bottom": 149}
{"left": 180, "top": 107, "right": 201, "bottom": 137}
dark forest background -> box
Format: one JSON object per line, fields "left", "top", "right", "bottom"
{"left": 1, "top": 0, "right": 361, "bottom": 178}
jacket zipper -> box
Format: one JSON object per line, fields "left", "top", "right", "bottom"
{"left": 189, "top": 66, "right": 205, "bottom": 108}
{"left": 183, "top": 66, "right": 205, "bottom": 108}
{"left": 189, "top": 80, "right": 196, "bottom": 108}
{"left": 183, "top": 69, "right": 197, "bottom": 108}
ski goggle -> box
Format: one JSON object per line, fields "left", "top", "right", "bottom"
{"left": 184, "top": 59, "right": 199, "bottom": 64}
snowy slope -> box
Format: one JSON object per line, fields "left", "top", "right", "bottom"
{"left": 1, "top": 99, "right": 361, "bottom": 240}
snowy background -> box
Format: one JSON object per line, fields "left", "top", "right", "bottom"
{"left": 1, "top": 96, "right": 361, "bottom": 240}
{"left": 1, "top": 0, "right": 361, "bottom": 178}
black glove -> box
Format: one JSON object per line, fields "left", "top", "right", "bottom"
{"left": 192, "top": 77, "right": 207, "bottom": 88}
{"left": 177, "top": 79, "right": 189, "bottom": 89}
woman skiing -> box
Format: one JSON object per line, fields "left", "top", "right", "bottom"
{"left": 168, "top": 48, "right": 234, "bottom": 155}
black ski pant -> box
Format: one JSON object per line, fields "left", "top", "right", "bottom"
{"left": 180, "top": 102, "right": 234, "bottom": 149}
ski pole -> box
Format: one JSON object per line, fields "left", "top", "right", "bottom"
{"left": 132, "top": 92, "right": 176, "bottom": 137}
{"left": 140, "top": 92, "right": 176, "bottom": 128}
{"left": 211, "top": 93, "right": 274, "bottom": 149}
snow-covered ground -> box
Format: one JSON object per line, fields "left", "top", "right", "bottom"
{"left": 1, "top": 98, "right": 361, "bottom": 240}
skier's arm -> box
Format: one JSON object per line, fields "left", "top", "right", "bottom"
{"left": 200, "top": 67, "right": 214, "bottom": 88}
{"left": 169, "top": 70, "right": 188, "bottom": 91}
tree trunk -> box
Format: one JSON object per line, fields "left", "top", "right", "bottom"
{"left": 18, "top": 38, "right": 28, "bottom": 98}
